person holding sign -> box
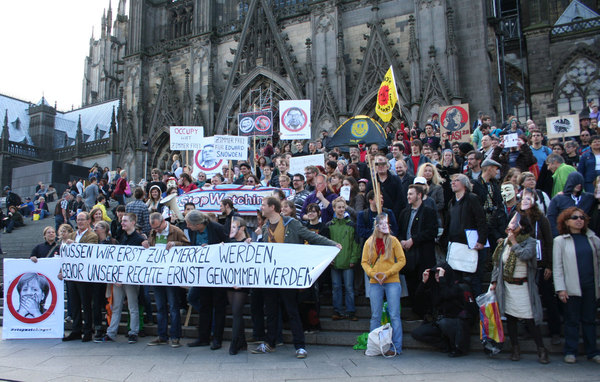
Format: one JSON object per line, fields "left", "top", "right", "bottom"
{"left": 491, "top": 135, "right": 536, "bottom": 179}
{"left": 97, "top": 213, "right": 149, "bottom": 344}
{"left": 251, "top": 196, "right": 340, "bottom": 359}
{"left": 184, "top": 210, "right": 228, "bottom": 350}
{"left": 147, "top": 212, "right": 190, "bottom": 347}
{"left": 63, "top": 212, "right": 99, "bottom": 342}
{"left": 490, "top": 213, "right": 550, "bottom": 364}
{"left": 361, "top": 213, "right": 406, "bottom": 356}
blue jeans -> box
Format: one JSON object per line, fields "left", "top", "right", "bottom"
{"left": 331, "top": 268, "right": 355, "bottom": 314}
{"left": 368, "top": 282, "right": 403, "bottom": 352}
{"left": 564, "top": 283, "right": 599, "bottom": 358}
{"left": 153, "top": 286, "right": 181, "bottom": 340}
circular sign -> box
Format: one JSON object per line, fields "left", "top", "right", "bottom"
{"left": 440, "top": 106, "right": 469, "bottom": 132}
{"left": 239, "top": 117, "right": 254, "bottom": 134}
{"left": 281, "top": 107, "right": 308, "bottom": 132}
{"left": 6, "top": 272, "right": 58, "bottom": 324}
{"left": 351, "top": 120, "right": 369, "bottom": 138}
{"left": 254, "top": 116, "right": 271, "bottom": 132}
{"left": 195, "top": 148, "right": 223, "bottom": 171}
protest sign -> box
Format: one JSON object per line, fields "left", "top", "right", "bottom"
{"left": 177, "top": 185, "right": 293, "bottom": 216}
{"left": 213, "top": 135, "right": 248, "bottom": 161}
{"left": 192, "top": 137, "right": 225, "bottom": 177}
{"left": 545, "top": 115, "right": 580, "bottom": 138}
{"left": 289, "top": 154, "right": 324, "bottom": 176}
{"left": 238, "top": 111, "right": 273, "bottom": 136}
{"left": 439, "top": 103, "right": 471, "bottom": 142}
{"left": 3, "top": 258, "right": 64, "bottom": 339}
{"left": 170, "top": 126, "right": 204, "bottom": 150}
{"left": 279, "top": 100, "right": 311, "bottom": 140}
{"left": 59, "top": 242, "right": 339, "bottom": 289}
{"left": 503, "top": 133, "right": 519, "bottom": 148}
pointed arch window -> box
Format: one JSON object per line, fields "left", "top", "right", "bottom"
{"left": 556, "top": 57, "right": 600, "bottom": 115}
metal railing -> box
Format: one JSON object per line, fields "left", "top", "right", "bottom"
{"left": 551, "top": 17, "right": 600, "bottom": 35}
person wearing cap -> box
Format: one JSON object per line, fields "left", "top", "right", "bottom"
{"left": 441, "top": 173, "right": 488, "bottom": 296}
{"left": 579, "top": 109, "right": 591, "bottom": 132}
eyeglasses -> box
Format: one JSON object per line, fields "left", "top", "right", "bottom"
{"left": 569, "top": 215, "right": 585, "bottom": 220}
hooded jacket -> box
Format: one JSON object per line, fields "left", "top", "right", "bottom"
{"left": 547, "top": 171, "right": 596, "bottom": 237}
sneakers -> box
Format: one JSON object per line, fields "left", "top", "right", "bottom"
{"left": 170, "top": 338, "right": 182, "bottom": 348}
{"left": 148, "top": 337, "right": 168, "bottom": 346}
{"left": 331, "top": 312, "right": 345, "bottom": 320}
{"left": 94, "top": 334, "right": 114, "bottom": 343}
{"left": 296, "top": 348, "right": 308, "bottom": 359}
{"left": 251, "top": 343, "right": 274, "bottom": 354}
{"left": 93, "top": 333, "right": 104, "bottom": 342}
{"left": 591, "top": 355, "right": 600, "bottom": 364}
{"left": 564, "top": 354, "right": 577, "bottom": 364}
{"left": 128, "top": 334, "right": 138, "bottom": 344}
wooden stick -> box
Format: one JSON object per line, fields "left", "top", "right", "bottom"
{"left": 184, "top": 304, "right": 193, "bottom": 327}
{"left": 367, "top": 155, "right": 382, "bottom": 214}
{"left": 253, "top": 136, "right": 257, "bottom": 175}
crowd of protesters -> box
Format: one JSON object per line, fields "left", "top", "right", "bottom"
{"left": 6, "top": 103, "right": 600, "bottom": 363}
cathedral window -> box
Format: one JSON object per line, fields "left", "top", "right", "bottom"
{"left": 555, "top": 57, "right": 600, "bottom": 115}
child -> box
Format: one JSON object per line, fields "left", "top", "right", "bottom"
{"left": 326, "top": 197, "right": 360, "bottom": 320}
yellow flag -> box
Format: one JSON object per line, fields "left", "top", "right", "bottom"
{"left": 375, "top": 66, "right": 399, "bottom": 122}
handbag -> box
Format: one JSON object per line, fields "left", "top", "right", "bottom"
{"left": 476, "top": 288, "right": 505, "bottom": 355}
{"left": 124, "top": 182, "right": 132, "bottom": 197}
{"left": 365, "top": 323, "right": 396, "bottom": 357}
{"left": 446, "top": 242, "right": 478, "bottom": 273}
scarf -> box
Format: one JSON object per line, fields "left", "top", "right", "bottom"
{"left": 492, "top": 233, "right": 530, "bottom": 279}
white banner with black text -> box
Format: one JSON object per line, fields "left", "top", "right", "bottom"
{"left": 59, "top": 243, "right": 339, "bottom": 289}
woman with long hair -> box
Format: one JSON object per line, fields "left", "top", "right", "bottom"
{"left": 346, "top": 163, "right": 361, "bottom": 181}
{"left": 504, "top": 168, "right": 522, "bottom": 191}
{"left": 281, "top": 200, "right": 297, "bottom": 218}
{"left": 438, "top": 149, "right": 463, "bottom": 205}
{"left": 94, "top": 221, "right": 115, "bottom": 245}
{"left": 416, "top": 163, "right": 445, "bottom": 215}
{"left": 89, "top": 207, "right": 104, "bottom": 229}
{"left": 518, "top": 189, "right": 561, "bottom": 345}
{"left": 361, "top": 213, "right": 406, "bottom": 356}
{"left": 146, "top": 185, "right": 163, "bottom": 214}
{"left": 553, "top": 207, "right": 600, "bottom": 364}
{"left": 490, "top": 213, "right": 550, "bottom": 363}
{"left": 260, "top": 166, "right": 273, "bottom": 186}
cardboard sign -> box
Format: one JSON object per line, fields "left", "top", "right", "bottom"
{"left": 279, "top": 100, "right": 311, "bottom": 140}
{"left": 177, "top": 185, "right": 293, "bottom": 216}
{"left": 170, "top": 126, "right": 204, "bottom": 150}
{"left": 213, "top": 135, "right": 248, "bottom": 161}
{"left": 439, "top": 103, "right": 471, "bottom": 142}
{"left": 545, "top": 115, "right": 580, "bottom": 138}
{"left": 238, "top": 111, "right": 273, "bottom": 137}
{"left": 192, "top": 137, "right": 225, "bottom": 177}
{"left": 59, "top": 242, "right": 339, "bottom": 289}
{"left": 289, "top": 154, "right": 325, "bottom": 176}
{"left": 503, "top": 133, "right": 519, "bottom": 148}
{"left": 3, "top": 258, "right": 64, "bottom": 339}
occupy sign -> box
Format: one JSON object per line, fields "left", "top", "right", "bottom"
{"left": 59, "top": 243, "right": 339, "bottom": 289}
{"left": 177, "top": 185, "right": 293, "bottom": 216}
{"left": 170, "top": 126, "right": 204, "bottom": 150}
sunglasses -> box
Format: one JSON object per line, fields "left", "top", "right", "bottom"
{"left": 569, "top": 215, "right": 585, "bottom": 220}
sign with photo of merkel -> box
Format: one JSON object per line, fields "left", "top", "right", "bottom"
{"left": 279, "top": 100, "right": 311, "bottom": 140}
{"left": 439, "top": 103, "right": 471, "bottom": 142}
{"left": 3, "top": 258, "right": 64, "bottom": 339}
{"left": 238, "top": 110, "right": 273, "bottom": 137}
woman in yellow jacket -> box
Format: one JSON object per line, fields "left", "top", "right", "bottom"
{"left": 361, "top": 213, "right": 406, "bottom": 355}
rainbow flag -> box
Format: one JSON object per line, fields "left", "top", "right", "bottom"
{"left": 479, "top": 300, "right": 505, "bottom": 343}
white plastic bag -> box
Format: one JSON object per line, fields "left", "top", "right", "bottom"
{"left": 365, "top": 323, "right": 396, "bottom": 357}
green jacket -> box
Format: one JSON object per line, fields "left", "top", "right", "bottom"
{"left": 551, "top": 163, "right": 576, "bottom": 197}
{"left": 327, "top": 217, "right": 360, "bottom": 269}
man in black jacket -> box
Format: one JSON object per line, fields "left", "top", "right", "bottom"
{"left": 442, "top": 174, "right": 488, "bottom": 296}
{"left": 185, "top": 210, "right": 228, "bottom": 349}
{"left": 411, "top": 262, "right": 474, "bottom": 357}
{"left": 398, "top": 184, "right": 438, "bottom": 317}
{"left": 471, "top": 158, "right": 506, "bottom": 250}
{"left": 367, "top": 155, "right": 405, "bottom": 221}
